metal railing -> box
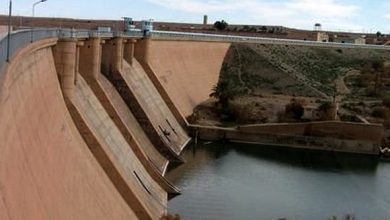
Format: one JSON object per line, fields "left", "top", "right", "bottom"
{"left": 0, "top": 28, "right": 145, "bottom": 74}
{"left": 0, "top": 29, "right": 58, "bottom": 73}
{"left": 150, "top": 30, "right": 390, "bottom": 50}
{"left": 1, "top": 27, "right": 388, "bottom": 76}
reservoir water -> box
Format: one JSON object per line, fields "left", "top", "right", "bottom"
{"left": 167, "top": 143, "right": 390, "bottom": 220}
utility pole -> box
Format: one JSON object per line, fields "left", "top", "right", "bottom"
{"left": 31, "top": 0, "right": 48, "bottom": 42}
{"left": 6, "top": 0, "right": 12, "bottom": 62}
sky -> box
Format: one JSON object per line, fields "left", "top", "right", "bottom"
{"left": 2, "top": 0, "right": 390, "bottom": 33}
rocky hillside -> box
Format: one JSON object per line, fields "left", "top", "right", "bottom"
{"left": 219, "top": 43, "right": 390, "bottom": 98}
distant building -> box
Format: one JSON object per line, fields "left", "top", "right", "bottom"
{"left": 123, "top": 17, "right": 135, "bottom": 32}
{"left": 302, "top": 102, "right": 338, "bottom": 121}
{"left": 316, "top": 32, "right": 329, "bottom": 42}
{"left": 314, "top": 23, "right": 322, "bottom": 31}
{"left": 302, "top": 104, "right": 321, "bottom": 121}
{"left": 330, "top": 34, "right": 366, "bottom": 44}
{"left": 203, "top": 15, "right": 208, "bottom": 25}
{"left": 141, "top": 20, "right": 153, "bottom": 36}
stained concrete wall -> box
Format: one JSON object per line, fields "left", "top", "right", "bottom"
{"left": 121, "top": 60, "right": 190, "bottom": 156}
{"left": 67, "top": 75, "right": 167, "bottom": 219}
{"left": 78, "top": 38, "right": 180, "bottom": 196}
{"left": 135, "top": 39, "right": 230, "bottom": 118}
{"left": 98, "top": 75, "right": 170, "bottom": 175}
{"left": 0, "top": 39, "right": 137, "bottom": 219}
{"left": 79, "top": 38, "right": 170, "bottom": 176}
{"left": 102, "top": 38, "right": 190, "bottom": 161}
{"left": 239, "top": 122, "right": 383, "bottom": 142}
{"left": 191, "top": 124, "right": 381, "bottom": 155}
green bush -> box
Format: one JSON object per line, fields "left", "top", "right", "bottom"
{"left": 214, "top": 20, "right": 228, "bottom": 30}
{"left": 285, "top": 100, "right": 304, "bottom": 120}
{"left": 229, "top": 103, "right": 268, "bottom": 124}
{"left": 371, "top": 107, "right": 388, "bottom": 118}
{"left": 366, "top": 86, "right": 378, "bottom": 97}
{"left": 383, "top": 96, "right": 390, "bottom": 108}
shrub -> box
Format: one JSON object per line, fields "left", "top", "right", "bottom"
{"left": 318, "top": 101, "right": 332, "bottom": 112}
{"left": 371, "top": 107, "right": 388, "bottom": 118}
{"left": 383, "top": 96, "right": 390, "bottom": 108}
{"left": 371, "top": 60, "right": 384, "bottom": 72}
{"left": 160, "top": 214, "right": 181, "bottom": 220}
{"left": 366, "top": 86, "right": 378, "bottom": 97}
{"left": 214, "top": 20, "right": 228, "bottom": 30}
{"left": 285, "top": 99, "right": 304, "bottom": 120}
{"left": 210, "top": 79, "right": 249, "bottom": 109}
{"left": 229, "top": 103, "right": 268, "bottom": 124}
{"left": 357, "top": 74, "right": 374, "bottom": 88}
{"left": 384, "top": 118, "right": 390, "bottom": 129}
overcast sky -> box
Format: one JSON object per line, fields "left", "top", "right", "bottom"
{"left": 2, "top": 0, "right": 390, "bottom": 33}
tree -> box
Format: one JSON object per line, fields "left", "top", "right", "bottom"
{"left": 372, "top": 60, "right": 384, "bottom": 94}
{"left": 383, "top": 96, "right": 390, "bottom": 108}
{"left": 376, "top": 31, "right": 382, "bottom": 38}
{"left": 214, "top": 20, "right": 228, "bottom": 31}
{"left": 209, "top": 79, "right": 246, "bottom": 109}
{"left": 285, "top": 99, "right": 304, "bottom": 120}
{"left": 372, "top": 60, "right": 384, "bottom": 72}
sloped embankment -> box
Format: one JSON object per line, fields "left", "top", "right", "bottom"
{"left": 220, "top": 43, "right": 390, "bottom": 97}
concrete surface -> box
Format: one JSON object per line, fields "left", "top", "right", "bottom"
{"left": 122, "top": 60, "right": 190, "bottom": 155}
{"left": 144, "top": 40, "right": 230, "bottom": 117}
{"left": 239, "top": 122, "right": 384, "bottom": 142}
{"left": 190, "top": 122, "right": 382, "bottom": 155}
{"left": 78, "top": 38, "right": 170, "bottom": 176}
{"left": 67, "top": 74, "right": 167, "bottom": 219}
{"left": 98, "top": 74, "right": 169, "bottom": 174}
{"left": 0, "top": 39, "right": 137, "bottom": 219}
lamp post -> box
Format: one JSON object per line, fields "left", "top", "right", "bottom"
{"left": 31, "top": 0, "right": 48, "bottom": 42}
{"left": 6, "top": 0, "right": 12, "bottom": 62}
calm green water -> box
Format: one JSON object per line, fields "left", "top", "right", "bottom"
{"left": 167, "top": 143, "right": 390, "bottom": 220}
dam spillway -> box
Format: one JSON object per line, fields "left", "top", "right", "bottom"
{"left": 0, "top": 38, "right": 138, "bottom": 219}
{"left": 0, "top": 30, "right": 211, "bottom": 219}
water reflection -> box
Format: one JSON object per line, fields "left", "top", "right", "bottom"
{"left": 167, "top": 142, "right": 390, "bottom": 220}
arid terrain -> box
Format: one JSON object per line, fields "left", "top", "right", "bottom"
{"left": 191, "top": 43, "right": 390, "bottom": 134}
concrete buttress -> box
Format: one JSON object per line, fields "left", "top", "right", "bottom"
{"left": 53, "top": 39, "right": 77, "bottom": 99}
{"left": 124, "top": 39, "right": 137, "bottom": 66}
{"left": 79, "top": 38, "right": 102, "bottom": 81}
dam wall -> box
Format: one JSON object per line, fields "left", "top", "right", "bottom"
{"left": 3, "top": 28, "right": 386, "bottom": 219}
{"left": 190, "top": 122, "right": 383, "bottom": 155}
{"left": 135, "top": 39, "right": 230, "bottom": 118}
{"left": 65, "top": 74, "right": 167, "bottom": 219}
{"left": 239, "top": 122, "right": 384, "bottom": 142}
{"left": 0, "top": 39, "right": 138, "bottom": 219}
{"left": 51, "top": 37, "right": 181, "bottom": 219}
{"left": 78, "top": 38, "right": 178, "bottom": 196}
{"left": 102, "top": 38, "right": 190, "bottom": 161}
{"left": 0, "top": 30, "right": 196, "bottom": 219}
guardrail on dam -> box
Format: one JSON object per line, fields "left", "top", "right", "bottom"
{"left": 150, "top": 30, "right": 390, "bottom": 50}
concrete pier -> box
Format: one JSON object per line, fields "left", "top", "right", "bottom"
{"left": 53, "top": 39, "right": 78, "bottom": 99}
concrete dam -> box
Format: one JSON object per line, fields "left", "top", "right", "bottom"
{"left": 0, "top": 29, "right": 230, "bottom": 220}
{"left": 1, "top": 28, "right": 389, "bottom": 219}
